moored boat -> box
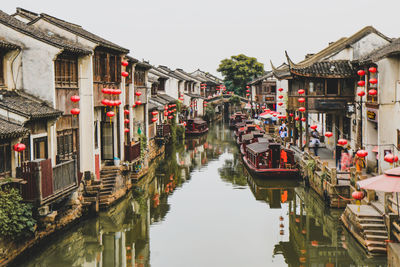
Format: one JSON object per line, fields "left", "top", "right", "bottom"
{"left": 229, "top": 112, "right": 247, "bottom": 128}
{"left": 185, "top": 118, "right": 209, "bottom": 136}
{"left": 242, "top": 141, "right": 299, "bottom": 179}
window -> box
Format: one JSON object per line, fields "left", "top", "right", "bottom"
{"left": 134, "top": 69, "right": 146, "bottom": 86}
{"left": 314, "top": 80, "right": 325, "bottom": 95}
{"left": 271, "top": 85, "right": 276, "bottom": 93}
{"left": 0, "top": 51, "right": 4, "bottom": 86}
{"left": 55, "top": 53, "right": 78, "bottom": 88}
{"left": 397, "top": 130, "right": 400, "bottom": 150}
{"left": 33, "top": 136, "right": 48, "bottom": 160}
{"left": 326, "top": 114, "right": 333, "bottom": 132}
{"left": 327, "top": 79, "right": 338, "bottom": 95}
{"left": 0, "top": 141, "right": 11, "bottom": 175}
{"left": 93, "top": 50, "right": 121, "bottom": 83}
{"left": 158, "top": 79, "right": 165, "bottom": 92}
{"left": 57, "top": 130, "right": 74, "bottom": 160}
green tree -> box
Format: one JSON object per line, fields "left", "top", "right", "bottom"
{"left": 0, "top": 187, "right": 36, "bottom": 239}
{"left": 217, "top": 54, "right": 264, "bottom": 95}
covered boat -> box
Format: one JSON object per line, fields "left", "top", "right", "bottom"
{"left": 185, "top": 118, "right": 208, "bottom": 136}
{"left": 243, "top": 142, "right": 299, "bottom": 179}
{"left": 229, "top": 112, "right": 247, "bottom": 128}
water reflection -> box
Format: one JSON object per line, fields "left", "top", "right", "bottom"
{"left": 17, "top": 122, "right": 387, "bottom": 267}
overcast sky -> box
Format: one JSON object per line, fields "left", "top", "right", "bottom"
{"left": 3, "top": 0, "right": 400, "bottom": 77}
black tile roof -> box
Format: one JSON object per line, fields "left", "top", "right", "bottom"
{"left": 0, "top": 90, "right": 63, "bottom": 120}
{"left": 149, "top": 98, "right": 167, "bottom": 111}
{"left": 358, "top": 38, "right": 400, "bottom": 64}
{"left": 270, "top": 62, "right": 291, "bottom": 80}
{"left": 0, "top": 116, "right": 28, "bottom": 139}
{"left": 249, "top": 71, "right": 273, "bottom": 85}
{"left": 290, "top": 60, "right": 356, "bottom": 78}
{"left": 29, "top": 12, "right": 129, "bottom": 54}
{"left": 0, "top": 10, "right": 90, "bottom": 55}
{"left": 246, "top": 142, "right": 269, "bottom": 154}
{"left": 0, "top": 39, "right": 20, "bottom": 50}
{"left": 289, "top": 26, "right": 391, "bottom": 69}
{"left": 158, "top": 94, "right": 177, "bottom": 103}
{"left": 13, "top": 8, "right": 39, "bottom": 21}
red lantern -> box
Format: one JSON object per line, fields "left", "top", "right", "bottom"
{"left": 369, "top": 67, "right": 377, "bottom": 73}
{"left": 168, "top": 115, "right": 173, "bottom": 119}
{"left": 151, "top": 117, "right": 158, "bottom": 122}
{"left": 338, "top": 139, "right": 347, "bottom": 145}
{"left": 124, "top": 109, "right": 130, "bottom": 115}
{"left": 132, "top": 103, "right": 136, "bottom": 108}
{"left": 278, "top": 95, "right": 283, "bottom": 99}
{"left": 369, "top": 89, "right": 377, "bottom": 96}
{"left": 135, "top": 100, "right": 142, "bottom": 106}
{"left": 298, "top": 97, "right": 305, "bottom": 103}
{"left": 164, "top": 106, "right": 168, "bottom": 110}
{"left": 164, "top": 111, "right": 168, "bottom": 116}
{"left": 13, "top": 143, "right": 26, "bottom": 152}
{"left": 301, "top": 117, "right": 306, "bottom": 122}
{"left": 246, "top": 93, "right": 250, "bottom": 96}
{"left": 278, "top": 88, "right": 283, "bottom": 92}
{"left": 121, "top": 61, "right": 129, "bottom": 67}
{"left": 352, "top": 191, "right": 364, "bottom": 200}
{"left": 325, "top": 132, "right": 333, "bottom": 138}
{"left": 124, "top": 119, "right": 130, "bottom": 124}
{"left": 298, "top": 89, "right": 305, "bottom": 95}
{"left": 369, "top": 78, "right": 377, "bottom": 84}
{"left": 357, "top": 80, "right": 366, "bottom": 87}
{"left": 246, "top": 86, "right": 250, "bottom": 89}
{"left": 278, "top": 102, "right": 283, "bottom": 106}
{"left": 299, "top": 107, "right": 306, "bottom": 112}
{"left": 106, "top": 111, "right": 115, "bottom": 118}
{"left": 246, "top": 89, "right": 250, "bottom": 93}
{"left": 152, "top": 111, "right": 158, "bottom": 116}
{"left": 71, "top": 95, "right": 80, "bottom": 102}
{"left": 310, "top": 125, "right": 317, "bottom": 130}
{"left": 115, "top": 100, "right": 122, "bottom": 106}
{"left": 273, "top": 113, "right": 277, "bottom": 117}
{"left": 102, "top": 88, "right": 111, "bottom": 94}
{"left": 124, "top": 128, "right": 129, "bottom": 133}
{"left": 278, "top": 115, "right": 282, "bottom": 119}
{"left": 384, "top": 153, "right": 396, "bottom": 163}
{"left": 356, "top": 150, "right": 368, "bottom": 158}
{"left": 114, "top": 89, "right": 122, "bottom": 95}
{"left": 71, "top": 108, "right": 80, "bottom": 115}
{"left": 295, "top": 117, "right": 299, "bottom": 121}
{"left": 282, "top": 115, "right": 287, "bottom": 119}
{"left": 357, "top": 70, "right": 366, "bottom": 76}
{"left": 122, "top": 71, "right": 129, "bottom": 77}
{"left": 101, "top": 99, "right": 110, "bottom": 106}
{"left": 135, "top": 91, "right": 142, "bottom": 96}
{"left": 357, "top": 90, "right": 366, "bottom": 97}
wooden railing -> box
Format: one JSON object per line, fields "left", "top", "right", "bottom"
{"left": 125, "top": 142, "right": 141, "bottom": 162}
{"left": 53, "top": 160, "right": 77, "bottom": 193}
{"left": 21, "top": 158, "right": 78, "bottom": 206}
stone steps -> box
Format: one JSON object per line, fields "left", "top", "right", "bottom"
{"left": 360, "top": 223, "right": 387, "bottom": 230}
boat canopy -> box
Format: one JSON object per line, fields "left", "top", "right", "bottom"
{"left": 247, "top": 142, "right": 269, "bottom": 154}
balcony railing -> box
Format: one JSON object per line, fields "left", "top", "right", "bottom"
{"left": 21, "top": 159, "right": 78, "bottom": 206}
{"left": 156, "top": 124, "right": 171, "bottom": 137}
{"left": 125, "top": 142, "right": 141, "bottom": 162}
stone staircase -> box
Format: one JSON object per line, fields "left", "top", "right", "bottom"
{"left": 358, "top": 214, "right": 388, "bottom": 254}
{"left": 99, "top": 166, "right": 119, "bottom": 209}
{"left": 341, "top": 204, "right": 388, "bottom": 255}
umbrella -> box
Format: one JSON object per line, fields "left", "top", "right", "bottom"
{"left": 259, "top": 112, "right": 273, "bottom": 119}
{"left": 357, "top": 167, "right": 400, "bottom": 216}
{"left": 357, "top": 167, "right": 400, "bottom": 192}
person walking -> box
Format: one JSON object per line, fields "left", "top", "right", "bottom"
{"left": 335, "top": 143, "right": 343, "bottom": 170}
{"left": 310, "top": 129, "right": 320, "bottom": 156}
{"left": 341, "top": 148, "right": 352, "bottom": 171}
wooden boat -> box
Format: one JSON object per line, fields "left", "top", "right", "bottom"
{"left": 229, "top": 112, "right": 247, "bottom": 128}
{"left": 240, "top": 135, "right": 270, "bottom": 155}
{"left": 236, "top": 125, "right": 264, "bottom": 143}
{"left": 242, "top": 141, "right": 299, "bottom": 179}
{"left": 185, "top": 118, "right": 208, "bottom": 136}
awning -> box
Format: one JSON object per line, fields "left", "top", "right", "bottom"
{"left": 357, "top": 167, "right": 400, "bottom": 192}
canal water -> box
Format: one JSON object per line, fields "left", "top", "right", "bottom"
{"left": 17, "top": 122, "right": 387, "bottom": 267}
